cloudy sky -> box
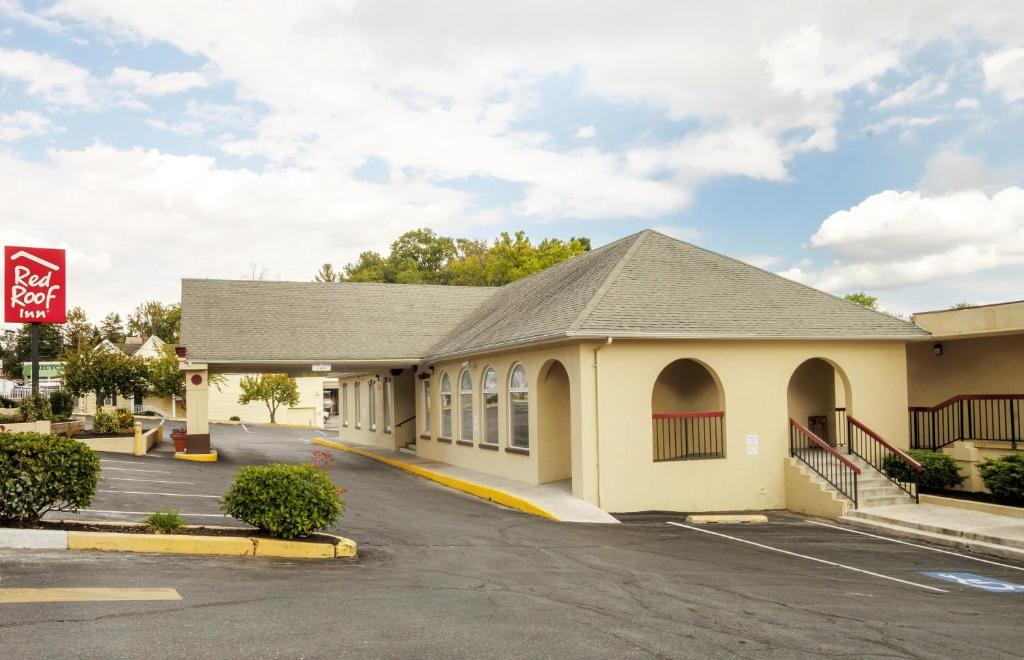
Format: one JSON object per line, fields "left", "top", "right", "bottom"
{"left": 1, "top": 1, "right": 1022, "bottom": 327}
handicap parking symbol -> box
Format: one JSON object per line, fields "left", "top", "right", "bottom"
{"left": 923, "top": 572, "right": 1024, "bottom": 593}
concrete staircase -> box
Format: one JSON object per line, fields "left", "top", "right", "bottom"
{"left": 846, "top": 454, "right": 916, "bottom": 508}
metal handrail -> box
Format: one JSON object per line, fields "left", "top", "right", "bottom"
{"left": 652, "top": 411, "right": 725, "bottom": 461}
{"left": 908, "top": 394, "right": 1021, "bottom": 450}
{"left": 909, "top": 393, "right": 1024, "bottom": 413}
{"left": 789, "top": 418, "right": 859, "bottom": 507}
{"left": 395, "top": 415, "right": 416, "bottom": 428}
{"left": 847, "top": 415, "right": 920, "bottom": 502}
{"left": 849, "top": 416, "right": 923, "bottom": 471}
{"left": 652, "top": 411, "right": 724, "bottom": 419}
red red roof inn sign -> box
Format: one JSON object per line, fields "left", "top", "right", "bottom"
{"left": 4, "top": 246, "right": 66, "bottom": 323}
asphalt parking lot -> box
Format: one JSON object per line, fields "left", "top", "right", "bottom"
{"left": 2, "top": 424, "right": 1023, "bottom": 658}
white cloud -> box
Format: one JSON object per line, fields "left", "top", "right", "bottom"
{"left": 876, "top": 76, "right": 948, "bottom": 109}
{"left": 740, "top": 255, "right": 782, "bottom": 269}
{"left": 864, "top": 114, "right": 946, "bottom": 136}
{"left": 0, "top": 48, "right": 96, "bottom": 106}
{"left": 107, "top": 66, "right": 207, "bottom": 95}
{"left": 983, "top": 47, "right": 1024, "bottom": 102}
{"left": 786, "top": 187, "right": 1024, "bottom": 291}
{"left": 0, "top": 143, "right": 494, "bottom": 323}
{"left": 144, "top": 117, "right": 203, "bottom": 135}
{"left": 576, "top": 125, "right": 595, "bottom": 139}
{"left": 0, "top": 110, "right": 57, "bottom": 141}
{"left": 954, "top": 96, "right": 979, "bottom": 109}
{"left": 917, "top": 150, "right": 1019, "bottom": 195}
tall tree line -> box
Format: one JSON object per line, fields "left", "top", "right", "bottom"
{"left": 314, "top": 228, "right": 591, "bottom": 287}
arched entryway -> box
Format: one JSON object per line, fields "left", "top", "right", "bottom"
{"left": 537, "top": 360, "right": 571, "bottom": 484}
{"left": 786, "top": 358, "right": 851, "bottom": 447}
{"left": 650, "top": 359, "right": 725, "bottom": 461}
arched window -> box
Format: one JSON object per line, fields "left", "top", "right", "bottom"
{"left": 459, "top": 370, "right": 474, "bottom": 443}
{"left": 440, "top": 372, "right": 453, "bottom": 439}
{"left": 508, "top": 364, "right": 529, "bottom": 449}
{"left": 368, "top": 380, "right": 377, "bottom": 431}
{"left": 342, "top": 383, "right": 349, "bottom": 427}
{"left": 481, "top": 367, "right": 499, "bottom": 446}
{"left": 354, "top": 381, "right": 362, "bottom": 428}
{"left": 422, "top": 378, "right": 431, "bottom": 435}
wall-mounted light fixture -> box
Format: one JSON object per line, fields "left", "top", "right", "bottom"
{"left": 933, "top": 343, "right": 943, "bottom": 356}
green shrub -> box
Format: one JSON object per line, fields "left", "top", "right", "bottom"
{"left": 221, "top": 464, "right": 344, "bottom": 539}
{"left": 0, "top": 395, "right": 15, "bottom": 407}
{"left": 0, "top": 431, "right": 101, "bottom": 526}
{"left": 91, "top": 410, "right": 120, "bottom": 435}
{"left": 18, "top": 394, "right": 52, "bottom": 422}
{"left": 144, "top": 509, "right": 186, "bottom": 534}
{"left": 0, "top": 414, "right": 19, "bottom": 424}
{"left": 113, "top": 408, "right": 136, "bottom": 431}
{"left": 229, "top": 415, "right": 241, "bottom": 422}
{"left": 978, "top": 455, "right": 1024, "bottom": 506}
{"left": 883, "top": 450, "right": 965, "bottom": 491}
{"left": 49, "top": 390, "right": 75, "bottom": 418}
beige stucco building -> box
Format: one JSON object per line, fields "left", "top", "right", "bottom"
{"left": 182, "top": 229, "right": 1002, "bottom": 516}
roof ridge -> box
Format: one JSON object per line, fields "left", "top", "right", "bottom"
{"left": 568, "top": 229, "right": 649, "bottom": 331}
{"left": 636, "top": 229, "right": 921, "bottom": 330}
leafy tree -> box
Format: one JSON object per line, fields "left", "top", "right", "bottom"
{"left": 99, "top": 312, "right": 126, "bottom": 344}
{"left": 314, "top": 263, "right": 341, "bottom": 283}
{"left": 147, "top": 344, "right": 185, "bottom": 400}
{"left": 62, "top": 306, "right": 97, "bottom": 353}
{"left": 344, "top": 251, "right": 391, "bottom": 282}
{"left": 62, "top": 345, "right": 148, "bottom": 404}
{"left": 127, "top": 301, "right": 181, "bottom": 344}
{"left": 843, "top": 292, "right": 879, "bottom": 311}
{"left": 951, "top": 302, "right": 974, "bottom": 309}
{"left": 237, "top": 374, "right": 300, "bottom": 424}
{"left": 9, "top": 323, "right": 63, "bottom": 378}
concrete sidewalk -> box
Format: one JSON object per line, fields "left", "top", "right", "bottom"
{"left": 313, "top": 439, "right": 618, "bottom": 524}
{"left": 843, "top": 501, "right": 1024, "bottom": 560}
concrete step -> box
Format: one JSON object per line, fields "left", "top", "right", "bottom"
{"left": 397, "top": 446, "right": 416, "bottom": 455}
{"left": 860, "top": 495, "right": 915, "bottom": 508}
{"left": 839, "top": 513, "right": 1024, "bottom": 561}
{"left": 858, "top": 485, "right": 906, "bottom": 498}
{"left": 848, "top": 508, "right": 1024, "bottom": 551}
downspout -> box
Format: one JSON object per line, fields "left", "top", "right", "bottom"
{"left": 593, "top": 337, "right": 613, "bottom": 508}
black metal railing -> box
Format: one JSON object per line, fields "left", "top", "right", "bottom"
{"left": 909, "top": 395, "right": 1022, "bottom": 450}
{"left": 834, "top": 407, "right": 848, "bottom": 449}
{"left": 789, "top": 418, "right": 859, "bottom": 507}
{"left": 848, "top": 415, "right": 921, "bottom": 502}
{"left": 652, "top": 412, "right": 724, "bottom": 461}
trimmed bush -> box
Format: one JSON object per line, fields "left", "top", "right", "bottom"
{"left": 113, "top": 408, "right": 136, "bottom": 431}
{"left": 0, "top": 414, "right": 18, "bottom": 424}
{"left": 91, "top": 410, "right": 120, "bottom": 435}
{"left": 883, "top": 450, "right": 965, "bottom": 491}
{"left": 18, "top": 394, "right": 51, "bottom": 422}
{"left": 49, "top": 390, "right": 76, "bottom": 419}
{"left": 229, "top": 415, "right": 241, "bottom": 422}
{"left": 978, "top": 454, "right": 1024, "bottom": 506}
{"left": 0, "top": 431, "right": 101, "bottom": 526}
{"left": 221, "top": 464, "right": 344, "bottom": 539}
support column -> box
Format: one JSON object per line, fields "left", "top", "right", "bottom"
{"left": 182, "top": 362, "right": 212, "bottom": 455}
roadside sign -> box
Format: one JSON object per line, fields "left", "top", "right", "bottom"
{"left": 4, "top": 246, "right": 66, "bottom": 323}
{"left": 311, "top": 363, "right": 332, "bottom": 372}
{"left": 923, "top": 572, "right": 1024, "bottom": 592}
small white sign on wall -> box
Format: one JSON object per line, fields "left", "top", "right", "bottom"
{"left": 746, "top": 434, "right": 759, "bottom": 455}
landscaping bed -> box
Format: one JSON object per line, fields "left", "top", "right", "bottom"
{"left": 923, "top": 488, "right": 1022, "bottom": 508}
{"left": 37, "top": 519, "right": 343, "bottom": 544}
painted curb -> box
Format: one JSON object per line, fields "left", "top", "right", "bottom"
{"left": 0, "top": 528, "right": 68, "bottom": 549}
{"left": 685, "top": 514, "right": 768, "bottom": 524}
{"left": 174, "top": 449, "right": 218, "bottom": 462}
{"left": 313, "top": 437, "right": 561, "bottom": 521}
{"left": 920, "top": 494, "right": 1024, "bottom": 520}
{"left": 2, "top": 526, "right": 357, "bottom": 559}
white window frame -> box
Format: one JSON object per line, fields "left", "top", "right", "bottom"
{"left": 508, "top": 364, "right": 529, "bottom": 450}
{"left": 383, "top": 378, "right": 393, "bottom": 434}
{"left": 369, "top": 380, "right": 377, "bottom": 431}
{"left": 458, "top": 370, "right": 474, "bottom": 443}
{"left": 481, "top": 366, "right": 499, "bottom": 446}
{"left": 354, "top": 381, "right": 362, "bottom": 429}
{"left": 440, "top": 372, "right": 453, "bottom": 439}
{"left": 422, "top": 379, "right": 431, "bottom": 436}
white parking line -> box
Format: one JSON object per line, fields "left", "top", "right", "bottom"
{"left": 666, "top": 522, "right": 948, "bottom": 594}
{"left": 81, "top": 509, "right": 226, "bottom": 518}
{"left": 805, "top": 520, "right": 1024, "bottom": 572}
{"left": 98, "top": 489, "right": 220, "bottom": 499}
{"left": 101, "top": 467, "right": 170, "bottom": 474}
{"left": 241, "top": 425, "right": 249, "bottom": 433}
{"left": 105, "top": 477, "right": 194, "bottom": 485}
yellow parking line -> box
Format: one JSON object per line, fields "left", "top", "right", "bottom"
{"left": 0, "top": 588, "right": 182, "bottom": 603}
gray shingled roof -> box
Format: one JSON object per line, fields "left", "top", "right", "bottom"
{"left": 180, "top": 279, "right": 496, "bottom": 363}
{"left": 424, "top": 230, "right": 928, "bottom": 359}
{"left": 181, "top": 230, "right": 928, "bottom": 365}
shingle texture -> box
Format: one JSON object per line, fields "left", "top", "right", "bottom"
{"left": 181, "top": 230, "right": 928, "bottom": 364}
{"left": 180, "top": 280, "right": 496, "bottom": 362}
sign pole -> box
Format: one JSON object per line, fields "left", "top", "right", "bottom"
{"left": 30, "top": 322, "right": 40, "bottom": 396}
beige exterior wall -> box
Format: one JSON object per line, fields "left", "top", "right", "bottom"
{"left": 941, "top": 441, "right": 1024, "bottom": 493}
{"left": 913, "top": 300, "right": 1024, "bottom": 338}
{"left": 336, "top": 370, "right": 417, "bottom": 450}
{"left": 907, "top": 334, "right": 1024, "bottom": 406}
{"left": 206, "top": 374, "right": 325, "bottom": 426}
{"left": 415, "top": 343, "right": 584, "bottom": 489}
{"left": 783, "top": 457, "right": 852, "bottom": 519}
